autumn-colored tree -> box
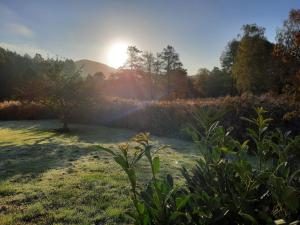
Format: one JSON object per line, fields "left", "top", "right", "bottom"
{"left": 232, "top": 24, "right": 274, "bottom": 94}
{"left": 274, "top": 9, "right": 300, "bottom": 98}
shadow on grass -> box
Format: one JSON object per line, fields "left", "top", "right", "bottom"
{"left": 0, "top": 142, "right": 93, "bottom": 182}
{"left": 0, "top": 120, "right": 197, "bottom": 182}
{"left": 0, "top": 121, "right": 94, "bottom": 182}
{"left": 0, "top": 121, "right": 136, "bottom": 183}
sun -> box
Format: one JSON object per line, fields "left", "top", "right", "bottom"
{"left": 107, "top": 43, "right": 128, "bottom": 68}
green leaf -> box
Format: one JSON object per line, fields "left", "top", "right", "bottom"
{"left": 247, "top": 128, "right": 258, "bottom": 141}
{"left": 127, "top": 168, "right": 136, "bottom": 189}
{"left": 170, "top": 211, "right": 187, "bottom": 221}
{"left": 137, "top": 202, "right": 145, "bottom": 214}
{"left": 152, "top": 156, "right": 160, "bottom": 175}
{"left": 239, "top": 212, "right": 258, "bottom": 225}
{"left": 282, "top": 186, "right": 299, "bottom": 211}
{"left": 98, "top": 145, "right": 116, "bottom": 156}
{"left": 212, "top": 148, "right": 221, "bottom": 161}
{"left": 241, "top": 116, "right": 256, "bottom": 125}
{"left": 219, "top": 147, "right": 232, "bottom": 154}
{"left": 289, "top": 169, "right": 300, "bottom": 184}
{"left": 176, "top": 196, "right": 189, "bottom": 210}
{"left": 114, "top": 155, "right": 128, "bottom": 169}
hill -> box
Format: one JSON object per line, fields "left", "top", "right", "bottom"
{"left": 75, "top": 59, "right": 116, "bottom": 78}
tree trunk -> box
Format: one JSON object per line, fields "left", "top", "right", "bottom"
{"left": 61, "top": 109, "right": 70, "bottom": 132}
{"left": 149, "top": 73, "right": 153, "bottom": 100}
{"left": 167, "top": 73, "right": 170, "bottom": 98}
{"left": 62, "top": 120, "right": 70, "bottom": 132}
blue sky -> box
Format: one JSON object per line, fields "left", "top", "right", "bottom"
{"left": 0, "top": 0, "right": 299, "bottom": 74}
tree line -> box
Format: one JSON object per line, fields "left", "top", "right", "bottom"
{"left": 108, "top": 9, "right": 299, "bottom": 100}
{"left": 0, "top": 9, "right": 299, "bottom": 130}
{"left": 0, "top": 9, "right": 299, "bottom": 102}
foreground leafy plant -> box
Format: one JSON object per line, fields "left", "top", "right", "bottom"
{"left": 101, "top": 133, "right": 188, "bottom": 225}
{"left": 101, "top": 107, "right": 300, "bottom": 225}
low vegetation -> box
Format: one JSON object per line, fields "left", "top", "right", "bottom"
{"left": 104, "top": 108, "right": 300, "bottom": 224}
{"left": 1, "top": 94, "right": 299, "bottom": 139}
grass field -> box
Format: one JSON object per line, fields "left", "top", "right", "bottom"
{"left": 0, "top": 120, "right": 197, "bottom": 225}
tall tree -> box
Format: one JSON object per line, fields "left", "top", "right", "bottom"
{"left": 168, "top": 68, "right": 191, "bottom": 99}
{"left": 232, "top": 24, "right": 274, "bottom": 94}
{"left": 274, "top": 9, "right": 300, "bottom": 97}
{"left": 142, "top": 51, "right": 155, "bottom": 99}
{"left": 152, "top": 53, "right": 163, "bottom": 99}
{"left": 220, "top": 39, "right": 240, "bottom": 73}
{"left": 19, "top": 59, "right": 87, "bottom": 132}
{"left": 159, "top": 45, "right": 183, "bottom": 97}
{"left": 125, "top": 46, "right": 143, "bottom": 71}
{"left": 220, "top": 39, "right": 240, "bottom": 95}
{"left": 46, "top": 60, "right": 87, "bottom": 131}
{"left": 275, "top": 9, "right": 300, "bottom": 65}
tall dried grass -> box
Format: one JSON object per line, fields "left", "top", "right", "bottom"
{"left": 1, "top": 94, "right": 299, "bottom": 139}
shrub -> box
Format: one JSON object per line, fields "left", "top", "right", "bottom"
{"left": 102, "top": 107, "right": 300, "bottom": 225}
{"left": 0, "top": 101, "right": 53, "bottom": 120}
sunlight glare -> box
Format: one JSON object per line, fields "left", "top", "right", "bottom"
{"left": 107, "top": 43, "right": 128, "bottom": 68}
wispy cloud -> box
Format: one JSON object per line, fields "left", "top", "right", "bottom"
{"left": 0, "top": 42, "right": 54, "bottom": 58}
{"left": 0, "top": 3, "right": 16, "bottom": 19}
{"left": 0, "top": 3, "right": 34, "bottom": 39}
{"left": 6, "top": 23, "right": 34, "bottom": 38}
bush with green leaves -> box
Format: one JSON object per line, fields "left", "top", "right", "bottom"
{"left": 101, "top": 107, "right": 300, "bottom": 225}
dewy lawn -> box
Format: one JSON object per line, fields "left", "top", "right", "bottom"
{"left": 0, "top": 120, "right": 197, "bottom": 225}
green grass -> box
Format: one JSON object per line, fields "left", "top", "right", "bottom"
{"left": 0, "top": 120, "right": 197, "bottom": 225}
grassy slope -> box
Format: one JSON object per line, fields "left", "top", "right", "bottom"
{"left": 0, "top": 120, "right": 197, "bottom": 225}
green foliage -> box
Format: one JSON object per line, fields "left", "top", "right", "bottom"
{"left": 220, "top": 39, "right": 240, "bottom": 74}
{"left": 193, "top": 67, "right": 232, "bottom": 97}
{"left": 241, "top": 107, "right": 273, "bottom": 170}
{"left": 101, "top": 133, "right": 181, "bottom": 225}
{"left": 232, "top": 24, "right": 275, "bottom": 94}
{"left": 39, "top": 60, "right": 85, "bottom": 131}
{"left": 104, "top": 107, "right": 300, "bottom": 225}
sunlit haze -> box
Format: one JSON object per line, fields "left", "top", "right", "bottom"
{"left": 107, "top": 42, "right": 128, "bottom": 68}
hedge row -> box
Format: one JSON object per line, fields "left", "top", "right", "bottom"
{"left": 74, "top": 94, "right": 300, "bottom": 139}
{"left": 1, "top": 94, "right": 299, "bottom": 139}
